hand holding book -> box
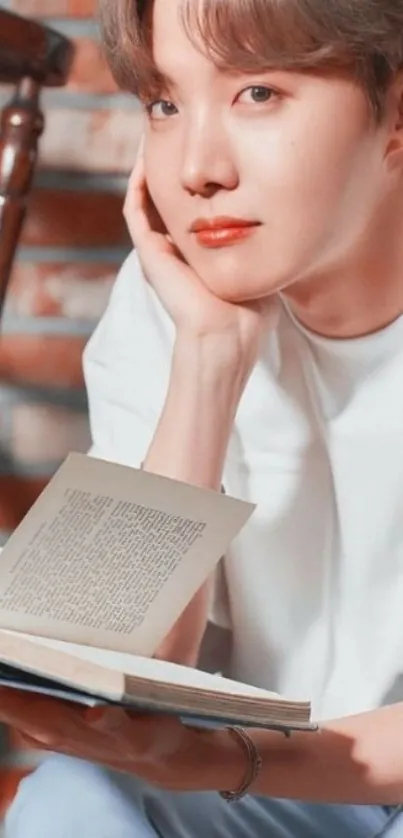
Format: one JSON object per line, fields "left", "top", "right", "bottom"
{"left": 0, "top": 685, "right": 249, "bottom": 795}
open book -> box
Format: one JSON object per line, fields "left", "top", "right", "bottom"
{"left": 0, "top": 453, "right": 314, "bottom": 732}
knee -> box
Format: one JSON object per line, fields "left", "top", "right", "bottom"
{"left": 5, "top": 755, "right": 141, "bottom": 838}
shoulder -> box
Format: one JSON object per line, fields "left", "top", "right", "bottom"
{"left": 83, "top": 250, "right": 175, "bottom": 429}
{"left": 84, "top": 249, "right": 174, "bottom": 367}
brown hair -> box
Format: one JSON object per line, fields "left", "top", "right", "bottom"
{"left": 98, "top": 0, "right": 403, "bottom": 116}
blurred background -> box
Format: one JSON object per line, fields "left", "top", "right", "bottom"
{"left": 0, "top": 0, "right": 140, "bottom": 821}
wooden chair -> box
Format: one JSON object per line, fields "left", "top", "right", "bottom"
{"left": 0, "top": 8, "right": 74, "bottom": 318}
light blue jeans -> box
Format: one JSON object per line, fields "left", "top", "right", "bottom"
{"left": 4, "top": 754, "right": 403, "bottom": 837}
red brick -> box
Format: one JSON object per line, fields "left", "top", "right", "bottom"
{"left": 68, "top": 38, "right": 118, "bottom": 95}
{"left": 40, "top": 108, "right": 143, "bottom": 173}
{"left": 22, "top": 189, "right": 128, "bottom": 248}
{"left": 0, "top": 335, "right": 86, "bottom": 388}
{"left": 7, "top": 262, "right": 116, "bottom": 319}
{"left": 0, "top": 475, "right": 49, "bottom": 530}
{"left": 11, "top": 403, "right": 91, "bottom": 463}
{"left": 10, "top": 0, "right": 96, "bottom": 17}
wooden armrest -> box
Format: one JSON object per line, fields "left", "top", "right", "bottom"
{"left": 0, "top": 8, "right": 73, "bottom": 87}
{"left": 0, "top": 11, "right": 74, "bottom": 317}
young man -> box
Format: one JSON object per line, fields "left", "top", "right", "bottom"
{"left": 4, "top": 0, "right": 403, "bottom": 835}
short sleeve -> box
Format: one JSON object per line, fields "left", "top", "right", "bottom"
{"left": 83, "top": 250, "right": 175, "bottom": 467}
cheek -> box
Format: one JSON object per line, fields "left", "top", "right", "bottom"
{"left": 250, "top": 89, "right": 371, "bottom": 195}
{"left": 252, "top": 130, "right": 350, "bottom": 202}
{"left": 144, "top": 145, "right": 184, "bottom": 234}
{"left": 252, "top": 126, "right": 378, "bottom": 246}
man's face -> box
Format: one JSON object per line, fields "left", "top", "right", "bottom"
{"left": 143, "top": 0, "right": 393, "bottom": 303}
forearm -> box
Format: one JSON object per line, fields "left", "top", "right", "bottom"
{"left": 213, "top": 703, "right": 403, "bottom": 805}
{"left": 144, "top": 334, "right": 246, "bottom": 665}
{"left": 144, "top": 334, "right": 246, "bottom": 488}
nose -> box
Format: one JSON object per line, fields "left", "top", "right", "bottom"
{"left": 180, "top": 113, "right": 239, "bottom": 198}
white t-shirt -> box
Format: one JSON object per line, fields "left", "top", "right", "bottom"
{"left": 83, "top": 251, "right": 403, "bottom": 720}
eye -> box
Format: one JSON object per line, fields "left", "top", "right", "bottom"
{"left": 237, "top": 85, "right": 276, "bottom": 104}
{"left": 145, "top": 99, "right": 178, "bottom": 120}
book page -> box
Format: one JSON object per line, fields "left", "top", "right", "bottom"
{"left": 0, "top": 454, "right": 254, "bottom": 655}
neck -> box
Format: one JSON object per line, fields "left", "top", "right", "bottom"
{"left": 283, "top": 194, "right": 403, "bottom": 339}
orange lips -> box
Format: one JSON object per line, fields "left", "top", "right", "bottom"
{"left": 190, "top": 217, "right": 260, "bottom": 248}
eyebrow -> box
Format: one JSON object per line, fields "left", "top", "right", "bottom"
{"left": 146, "top": 65, "right": 181, "bottom": 94}
{"left": 157, "top": 71, "right": 179, "bottom": 89}
{"left": 150, "top": 60, "right": 291, "bottom": 90}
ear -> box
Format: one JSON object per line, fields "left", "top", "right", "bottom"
{"left": 384, "top": 72, "right": 403, "bottom": 165}
{"left": 394, "top": 72, "right": 403, "bottom": 132}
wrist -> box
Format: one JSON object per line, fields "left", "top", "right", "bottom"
{"left": 172, "top": 332, "right": 253, "bottom": 402}
{"left": 181, "top": 726, "right": 249, "bottom": 793}
{"left": 211, "top": 726, "right": 262, "bottom": 802}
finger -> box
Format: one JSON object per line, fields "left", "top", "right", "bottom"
{"left": 16, "top": 708, "right": 114, "bottom": 761}
{"left": 89, "top": 708, "right": 186, "bottom": 762}
{"left": 19, "top": 728, "right": 170, "bottom": 786}
{"left": 0, "top": 686, "right": 26, "bottom": 712}
{"left": 0, "top": 692, "right": 86, "bottom": 746}
{"left": 124, "top": 140, "right": 172, "bottom": 255}
{"left": 18, "top": 732, "right": 50, "bottom": 751}
{"left": 0, "top": 689, "right": 56, "bottom": 725}
{"left": 0, "top": 686, "right": 37, "bottom": 702}
{"left": 128, "top": 132, "right": 144, "bottom": 190}
{"left": 86, "top": 705, "right": 125, "bottom": 733}
{"left": 124, "top": 144, "right": 152, "bottom": 244}
{"left": 0, "top": 695, "right": 151, "bottom": 771}
{"left": 137, "top": 133, "right": 145, "bottom": 160}
{"left": 18, "top": 730, "right": 100, "bottom": 762}
{"left": 124, "top": 139, "right": 145, "bottom": 214}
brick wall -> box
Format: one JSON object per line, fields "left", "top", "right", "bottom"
{"left": 0, "top": 0, "right": 141, "bottom": 816}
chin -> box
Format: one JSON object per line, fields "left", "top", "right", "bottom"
{"left": 196, "top": 263, "right": 286, "bottom": 304}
